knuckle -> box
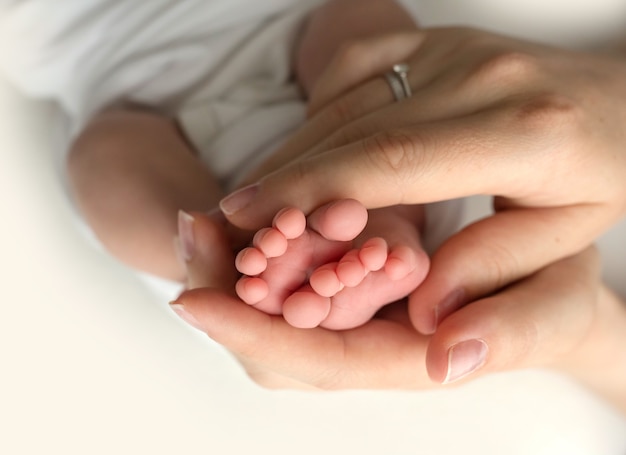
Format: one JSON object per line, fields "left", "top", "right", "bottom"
{"left": 435, "top": 26, "right": 480, "bottom": 45}
{"left": 484, "top": 245, "right": 521, "bottom": 291}
{"left": 286, "top": 157, "right": 313, "bottom": 190}
{"left": 462, "top": 225, "right": 523, "bottom": 290}
{"left": 461, "top": 51, "right": 540, "bottom": 89}
{"left": 293, "top": 160, "right": 319, "bottom": 199}
{"left": 514, "top": 93, "right": 583, "bottom": 140}
{"left": 334, "top": 39, "right": 369, "bottom": 69}
{"left": 312, "top": 368, "right": 347, "bottom": 391}
{"left": 511, "top": 313, "right": 541, "bottom": 364}
{"left": 452, "top": 29, "right": 495, "bottom": 53}
{"left": 323, "top": 121, "right": 372, "bottom": 151}
{"left": 325, "top": 95, "right": 360, "bottom": 129}
{"left": 447, "top": 25, "right": 476, "bottom": 36}
{"left": 362, "top": 130, "right": 427, "bottom": 194}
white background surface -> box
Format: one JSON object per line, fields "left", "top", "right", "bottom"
{"left": 1, "top": 74, "right": 626, "bottom": 455}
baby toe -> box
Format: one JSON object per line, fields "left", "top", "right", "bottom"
{"left": 283, "top": 288, "right": 331, "bottom": 329}
{"left": 273, "top": 207, "right": 306, "bottom": 240}
{"left": 235, "top": 247, "right": 268, "bottom": 275}
{"left": 384, "top": 245, "right": 418, "bottom": 281}
{"left": 359, "top": 237, "right": 388, "bottom": 272}
{"left": 253, "top": 227, "right": 288, "bottom": 258}
{"left": 336, "top": 250, "right": 367, "bottom": 287}
{"left": 308, "top": 199, "right": 368, "bottom": 242}
{"left": 236, "top": 276, "right": 269, "bottom": 305}
{"left": 310, "top": 262, "right": 344, "bottom": 297}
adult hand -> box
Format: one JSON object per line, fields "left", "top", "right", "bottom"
{"left": 170, "top": 212, "right": 626, "bottom": 404}
{"left": 220, "top": 28, "right": 626, "bottom": 334}
{"left": 172, "top": 211, "right": 433, "bottom": 389}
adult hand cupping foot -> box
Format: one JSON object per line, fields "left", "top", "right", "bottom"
{"left": 170, "top": 212, "right": 626, "bottom": 414}
{"left": 220, "top": 27, "right": 626, "bottom": 337}
{"left": 172, "top": 211, "right": 433, "bottom": 389}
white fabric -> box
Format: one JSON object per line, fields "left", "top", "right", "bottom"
{"left": 0, "top": 0, "right": 320, "bottom": 136}
{"left": 175, "top": 3, "right": 312, "bottom": 189}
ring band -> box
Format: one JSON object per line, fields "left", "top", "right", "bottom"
{"left": 393, "top": 63, "right": 412, "bottom": 98}
{"left": 384, "top": 71, "right": 406, "bottom": 101}
{"left": 384, "top": 63, "right": 412, "bottom": 101}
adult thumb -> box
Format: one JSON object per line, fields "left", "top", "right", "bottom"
{"left": 425, "top": 247, "right": 599, "bottom": 384}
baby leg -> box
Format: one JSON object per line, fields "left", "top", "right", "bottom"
{"left": 68, "top": 107, "right": 222, "bottom": 281}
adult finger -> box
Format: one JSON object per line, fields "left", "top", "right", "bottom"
{"left": 175, "top": 211, "right": 316, "bottom": 389}
{"left": 408, "top": 203, "right": 609, "bottom": 334}
{"left": 244, "top": 47, "right": 535, "bottom": 187}
{"left": 307, "top": 31, "right": 424, "bottom": 115}
{"left": 242, "top": 32, "right": 423, "bottom": 186}
{"left": 424, "top": 247, "right": 600, "bottom": 384}
{"left": 172, "top": 287, "right": 435, "bottom": 389}
{"left": 303, "top": 60, "right": 537, "bottom": 162}
{"left": 307, "top": 27, "right": 491, "bottom": 116}
{"left": 240, "top": 76, "right": 395, "bottom": 185}
{"left": 219, "top": 99, "right": 592, "bottom": 227}
{"left": 177, "top": 211, "right": 237, "bottom": 292}
{"left": 244, "top": 29, "right": 523, "bottom": 186}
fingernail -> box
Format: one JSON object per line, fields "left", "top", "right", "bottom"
{"left": 219, "top": 183, "right": 258, "bottom": 215}
{"left": 170, "top": 303, "right": 204, "bottom": 331}
{"left": 443, "top": 339, "right": 488, "bottom": 384}
{"left": 433, "top": 288, "right": 466, "bottom": 331}
{"left": 178, "top": 210, "right": 195, "bottom": 261}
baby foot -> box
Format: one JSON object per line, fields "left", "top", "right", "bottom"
{"left": 235, "top": 200, "right": 429, "bottom": 330}
{"left": 235, "top": 200, "right": 366, "bottom": 315}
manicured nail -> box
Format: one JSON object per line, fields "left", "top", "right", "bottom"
{"left": 443, "top": 339, "right": 488, "bottom": 384}
{"left": 432, "top": 288, "right": 466, "bottom": 332}
{"left": 219, "top": 183, "right": 258, "bottom": 215}
{"left": 178, "top": 210, "right": 195, "bottom": 261}
{"left": 170, "top": 303, "right": 204, "bottom": 331}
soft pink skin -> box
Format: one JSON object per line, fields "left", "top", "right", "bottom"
{"left": 235, "top": 199, "right": 429, "bottom": 329}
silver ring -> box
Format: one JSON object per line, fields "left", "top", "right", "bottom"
{"left": 384, "top": 63, "right": 412, "bottom": 101}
